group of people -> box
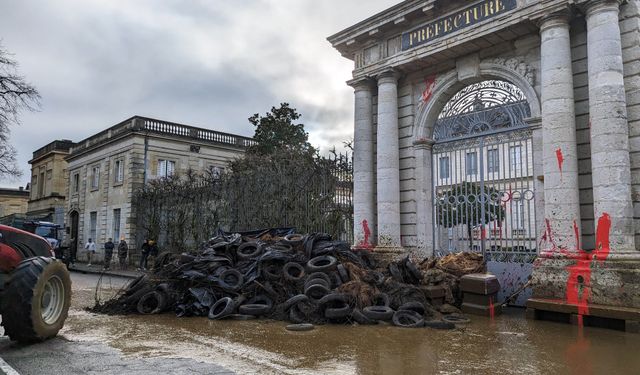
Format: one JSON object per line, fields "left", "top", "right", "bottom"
{"left": 59, "top": 235, "right": 158, "bottom": 271}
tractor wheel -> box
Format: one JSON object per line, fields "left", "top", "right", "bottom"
{"left": 1, "top": 257, "right": 72, "bottom": 343}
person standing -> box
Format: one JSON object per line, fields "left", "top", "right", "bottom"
{"left": 148, "top": 240, "right": 159, "bottom": 271}
{"left": 84, "top": 238, "right": 96, "bottom": 267}
{"left": 69, "top": 236, "right": 77, "bottom": 267}
{"left": 103, "top": 238, "right": 115, "bottom": 271}
{"left": 138, "top": 239, "right": 150, "bottom": 271}
{"left": 118, "top": 237, "right": 128, "bottom": 270}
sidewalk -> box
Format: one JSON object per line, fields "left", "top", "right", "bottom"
{"left": 68, "top": 262, "right": 141, "bottom": 280}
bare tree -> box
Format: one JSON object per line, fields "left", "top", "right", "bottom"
{"left": 0, "top": 44, "right": 40, "bottom": 178}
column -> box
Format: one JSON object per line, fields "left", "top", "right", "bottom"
{"left": 349, "top": 79, "right": 377, "bottom": 247}
{"left": 376, "top": 70, "right": 402, "bottom": 248}
{"left": 585, "top": 0, "right": 636, "bottom": 253}
{"left": 414, "top": 139, "right": 435, "bottom": 256}
{"left": 539, "top": 12, "right": 582, "bottom": 252}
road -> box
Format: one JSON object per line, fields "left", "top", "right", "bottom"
{"left": 0, "top": 273, "right": 234, "bottom": 375}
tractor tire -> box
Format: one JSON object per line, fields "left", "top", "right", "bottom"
{"left": 1, "top": 257, "right": 72, "bottom": 343}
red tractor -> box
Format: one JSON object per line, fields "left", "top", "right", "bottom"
{"left": 0, "top": 224, "right": 71, "bottom": 343}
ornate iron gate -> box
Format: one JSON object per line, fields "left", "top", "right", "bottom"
{"left": 431, "top": 80, "right": 536, "bottom": 306}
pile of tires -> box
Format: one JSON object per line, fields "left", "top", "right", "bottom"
{"left": 92, "top": 230, "right": 464, "bottom": 330}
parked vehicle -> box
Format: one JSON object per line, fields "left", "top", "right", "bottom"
{"left": 0, "top": 224, "right": 71, "bottom": 343}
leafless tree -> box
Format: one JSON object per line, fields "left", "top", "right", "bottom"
{"left": 0, "top": 44, "right": 40, "bottom": 178}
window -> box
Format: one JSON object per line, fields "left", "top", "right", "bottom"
{"left": 114, "top": 160, "right": 124, "bottom": 183}
{"left": 39, "top": 171, "right": 45, "bottom": 197}
{"left": 387, "top": 36, "right": 401, "bottom": 56}
{"left": 209, "top": 166, "right": 224, "bottom": 179}
{"left": 72, "top": 173, "right": 80, "bottom": 193}
{"left": 32, "top": 175, "right": 37, "bottom": 198}
{"left": 487, "top": 149, "right": 500, "bottom": 173}
{"left": 510, "top": 145, "right": 522, "bottom": 171}
{"left": 157, "top": 160, "right": 175, "bottom": 178}
{"left": 91, "top": 165, "right": 100, "bottom": 189}
{"left": 439, "top": 157, "right": 450, "bottom": 180}
{"left": 89, "top": 211, "right": 97, "bottom": 241}
{"left": 112, "top": 209, "right": 121, "bottom": 240}
{"left": 364, "top": 45, "right": 380, "bottom": 65}
{"left": 514, "top": 201, "right": 525, "bottom": 230}
{"left": 466, "top": 152, "right": 478, "bottom": 176}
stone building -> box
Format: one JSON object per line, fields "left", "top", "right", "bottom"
{"left": 65, "top": 116, "right": 253, "bottom": 262}
{"left": 329, "top": 0, "right": 640, "bottom": 316}
{"left": 0, "top": 187, "right": 30, "bottom": 218}
{"left": 27, "top": 140, "right": 74, "bottom": 226}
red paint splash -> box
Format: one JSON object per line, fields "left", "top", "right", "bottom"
{"left": 556, "top": 148, "right": 564, "bottom": 176}
{"left": 573, "top": 220, "right": 581, "bottom": 253}
{"left": 539, "top": 218, "right": 560, "bottom": 255}
{"left": 489, "top": 296, "right": 495, "bottom": 320}
{"left": 357, "top": 219, "right": 373, "bottom": 250}
{"left": 421, "top": 75, "right": 436, "bottom": 103}
{"left": 564, "top": 213, "right": 612, "bottom": 321}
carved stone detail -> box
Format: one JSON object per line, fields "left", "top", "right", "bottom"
{"left": 484, "top": 57, "right": 535, "bottom": 86}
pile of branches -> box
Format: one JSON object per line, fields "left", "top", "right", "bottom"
{"left": 92, "top": 230, "right": 475, "bottom": 329}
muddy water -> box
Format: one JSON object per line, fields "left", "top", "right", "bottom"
{"left": 66, "top": 275, "right": 640, "bottom": 375}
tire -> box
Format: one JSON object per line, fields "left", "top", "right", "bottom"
{"left": 1, "top": 257, "right": 72, "bottom": 343}
{"left": 388, "top": 263, "right": 404, "bottom": 283}
{"left": 304, "top": 284, "right": 330, "bottom": 301}
{"left": 238, "top": 304, "right": 271, "bottom": 316}
{"left": 137, "top": 291, "right": 167, "bottom": 315}
{"left": 337, "top": 264, "right": 350, "bottom": 283}
{"left": 262, "top": 263, "right": 282, "bottom": 280}
{"left": 219, "top": 269, "right": 244, "bottom": 291}
{"left": 283, "top": 263, "right": 305, "bottom": 282}
{"left": 392, "top": 310, "right": 425, "bottom": 328}
{"left": 283, "top": 295, "right": 309, "bottom": 311}
{"left": 442, "top": 314, "right": 471, "bottom": 324}
{"left": 237, "top": 242, "right": 262, "bottom": 260}
{"left": 362, "top": 306, "right": 394, "bottom": 321}
{"left": 283, "top": 234, "right": 305, "bottom": 247}
{"left": 398, "top": 302, "right": 425, "bottom": 316}
{"left": 304, "top": 278, "right": 330, "bottom": 291}
{"left": 406, "top": 260, "right": 422, "bottom": 283}
{"left": 325, "top": 306, "right": 352, "bottom": 319}
{"left": 286, "top": 323, "right": 314, "bottom": 332}
{"left": 306, "top": 272, "right": 332, "bottom": 285}
{"left": 208, "top": 297, "right": 235, "bottom": 320}
{"left": 289, "top": 305, "right": 306, "bottom": 324}
{"left": 247, "top": 295, "right": 273, "bottom": 309}
{"left": 318, "top": 293, "right": 351, "bottom": 307}
{"left": 124, "top": 274, "right": 149, "bottom": 296}
{"left": 424, "top": 320, "right": 456, "bottom": 330}
{"left": 351, "top": 309, "right": 377, "bottom": 325}
{"left": 306, "top": 256, "right": 338, "bottom": 273}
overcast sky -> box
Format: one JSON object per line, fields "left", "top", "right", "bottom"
{"left": 0, "top": 0, "right": 397, "bottom": 187}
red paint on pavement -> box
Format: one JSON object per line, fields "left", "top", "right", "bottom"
{"left": 421, "top": 76, "right": 437, "bottom": 103}
{"left": 489, "top": 296, "right": 495, "bottom": 320}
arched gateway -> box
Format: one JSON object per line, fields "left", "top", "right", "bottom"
{"left": 329, "top": 0, "right": 640, "bottom": 319}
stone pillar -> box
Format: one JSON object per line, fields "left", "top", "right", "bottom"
{"left": 349, "top": 79, "right": 377, "bottom": 247}
{"left": 376, "top": 70, "right": 402, "bottom": 249}
{"left": 586, "top": 0, "right": 636, "bottom": 254}
{"left": 539, "top": 12, "right": 582, "bottom": 252}
{"left": 414, "top": 139, "right": 435, "bottom": 256}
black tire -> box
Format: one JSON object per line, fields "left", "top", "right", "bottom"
{"left": 306, "top": 256, "right": 338, "bottom": 273}
{"left": 304, "top": 278, "right": 330, "bottom": 291}
{"left": 283, "top": 263, "right": 305, "bottom": 282}
{"left": 442, "top": 314, "right": 471, "bottom": 324}
{"left": 362, "top": 306, "right": 394, "bottom": 321}
{"left": 208, "top": 297, "right": 235, "bottom": 320}
{"left": 406, "top": 260, "right": 422, "bottom": 283}
{"left": 392, "top": 310, "right": 425, "bottom": 328}
{"left": 289, "top": 305, "right": 306, "bottom": 324}
{"left": 219, "top": 269, "right": 244, "bottom": 291}
{"left": 330, "top": 271, "right": 343, "bottom": 288}
{"left": 424, "top": 320, "right": 456, "bottom": 330}
{"left": 306, "top": 272, "right": 332, "bottom": 285}
{"left": 262, "top": 263, "right": 282, "bottom": 280}
{"left": 372, "top": 293, "right": 390, "bottom": 307}
{"left": 1, "top": 257, "right": 72, "bottom": 343}
{"left": 337, "top": 264, "right": 350, "bottom": 283}
{"left": 388, "top": 263, "right": 404, "bottom": 283}
{"left": 238, "top": 304, "right": 271, "bottom": 316}
{"left": 247, "top": 295, "right": 273, "bottom": 309}
{"left": 325, "top": 306, "right": 352, "bottom": 320}
{"left": 137, "top": 291, "right": 167, "bottom": 315}
{"left": 283, "top": 234, "right": 305, "bottom": 247}
{"left": 304, "top": 284, "right": 330, "bottom": 301}
{"left": 351, "top": 309, "right": 377, "bottom": 325}
{"left": 398, "top": 302, "right": 425, "bottom": 316}
{"left": 286, "top": 323, "right": 314, "bottom": 332}
{"left": 318, "top": 293, "right": 351, "bottom": 307}
{"left": 283, "top": 295, "right": 309, "bottom": 311}
{"left": 124, "top": 274, "right": 148, "bottom": 296}
{"left": 237, "top": 242, "right": 262, "bottom": 260}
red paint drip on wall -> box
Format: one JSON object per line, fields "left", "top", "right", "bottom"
{"left": 358, "top": 219, "right": 373, "bottom": 251}
{"left": 594, "top": 213, "right": 611, "bottom": 262}
{"left": 421, "top": 75, "right": 437, "bottom": 103}
{"left": 489, "top": 296, "right": 495, "bottom": 320}
{"left": 556, "top": 148, "right": 564, "bottom": 177}
{"left": 573, "top": 220, "right": 581, "bottom": 253}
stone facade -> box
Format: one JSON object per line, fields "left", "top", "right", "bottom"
{"left": 27, "top": 140, "right": 73, "bottom": 226}
{"left": 0, "top": 188, "right": 30, "bottom": 218}
{"left": 65, "top": 116, "right": 252, "bottom": 262}
{"left": 329, "top": 0, "right": 640, "bottom": 310}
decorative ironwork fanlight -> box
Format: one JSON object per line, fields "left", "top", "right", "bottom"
{"left": 434, "top": 80, "right": 531, "bottom": 142}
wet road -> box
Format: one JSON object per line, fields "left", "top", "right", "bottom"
{"left": 2, "top": 272, "right": 640, "bottom": 374}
